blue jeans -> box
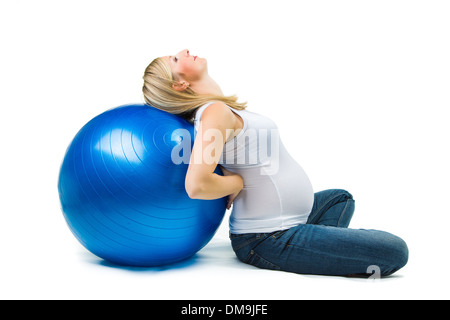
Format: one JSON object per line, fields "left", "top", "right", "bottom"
{"left": 230, "top": 189, "right": 409, "bottom": 277}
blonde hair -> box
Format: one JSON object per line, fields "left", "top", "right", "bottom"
{"left": 142, "top": 57, "right": 247, "bottom": 123}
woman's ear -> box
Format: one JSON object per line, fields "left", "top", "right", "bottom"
{"left": 172, "top": 81, "right": 190, "bottom": 92}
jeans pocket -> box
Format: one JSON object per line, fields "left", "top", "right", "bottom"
{"left": 230, "top": 233, "right": 264, "bottom": 252}
{"left": 270, "top": 229, "right": 289, "bottom": 239}
{"left": 246, "top": 250, "right": 281, "bottom": 271}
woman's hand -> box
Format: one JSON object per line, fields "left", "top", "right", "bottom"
{"left": 220, "top": 166, "right": 243, "bottom": 210}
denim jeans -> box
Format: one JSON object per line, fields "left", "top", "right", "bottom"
{"left": 230, "top": 189, "right": 409, "bottom": 277}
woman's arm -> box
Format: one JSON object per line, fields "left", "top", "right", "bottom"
{"left": 185, "top": 102, "right": 243, "bottom": 201}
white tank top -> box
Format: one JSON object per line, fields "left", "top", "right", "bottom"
{"left": 194, "top": 102, "right": 314, "bottom": 234}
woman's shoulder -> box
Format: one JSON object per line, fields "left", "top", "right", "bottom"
{"left": 194, "top": 101, "right": 237, "bottom": 131}
{"left": 195, "top": 101, "right": 232, "bottom": 121}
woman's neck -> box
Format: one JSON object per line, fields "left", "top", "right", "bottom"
{"left": 189, "top": 75, "right": 224, "bottom": 96}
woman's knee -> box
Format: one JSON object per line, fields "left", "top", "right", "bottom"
{"left": 336, "top": 189, "right": 353, "bottom": 201}
{"left": 379, "top": 233, "right": 409, "bottom": 276}
{"left": 320, "top": 189, "right": 354, "bottom": 203}
{"left": 389, "top": 236, "right": 409, "bottom": 275}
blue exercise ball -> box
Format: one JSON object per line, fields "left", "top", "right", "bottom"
{"left": 58, "top": 104, "right": 226, "bottom": 267}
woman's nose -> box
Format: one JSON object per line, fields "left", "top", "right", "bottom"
{"left": 176, "top": 49, "right": 189, "bottom": 57}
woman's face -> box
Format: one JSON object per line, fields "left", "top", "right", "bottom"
{"left": 163, "top": 49, "right": 207, "bottom": 82}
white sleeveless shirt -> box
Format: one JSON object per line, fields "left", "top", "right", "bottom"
{"left": 194, "top": 102, "right": 314, "bottom": 234}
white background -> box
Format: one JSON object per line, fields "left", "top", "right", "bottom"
{"left": 1, "top": 0, "right": 449, "bottom": 299}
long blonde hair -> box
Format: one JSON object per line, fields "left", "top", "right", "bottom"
{"left": 142, "top": 57, "right": 247, "bottom": 123}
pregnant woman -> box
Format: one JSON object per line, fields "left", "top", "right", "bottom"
{"left": 142, "top": 49, "right": 408, "bottom": 277}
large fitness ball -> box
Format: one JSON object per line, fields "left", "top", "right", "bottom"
{"left": 58, "top": 104, "right": 226, "bottom": 267}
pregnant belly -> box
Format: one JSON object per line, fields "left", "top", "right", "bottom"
{"left": 231, "top": 163, "right": 314, "bottom": 221}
